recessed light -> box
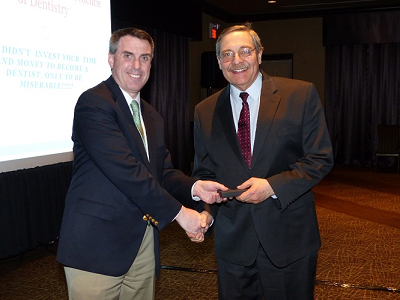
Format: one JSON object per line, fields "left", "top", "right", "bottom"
{"left": 268, "top": 0, "right": 276, "bottom": 3}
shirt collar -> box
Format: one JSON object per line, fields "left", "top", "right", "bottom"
{"left": 120, "top": 88, "right": 141, "bottom": 109}
{"left": 230, "top": 72, "right": 262, "bottom": 102}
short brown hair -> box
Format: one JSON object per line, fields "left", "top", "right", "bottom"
{"left": 109, "top": 27, "right": 155, "bottom": 57}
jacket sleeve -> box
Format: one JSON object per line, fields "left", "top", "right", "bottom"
{"left": 73, "top": 88, "right": 183, "bottom": 229}
{"left": 267, "top": 83, "right": 334, "bottom": 210}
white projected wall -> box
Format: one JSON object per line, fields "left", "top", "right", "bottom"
{"left": 0, "top": 0, "right": 111, "bottom": 173}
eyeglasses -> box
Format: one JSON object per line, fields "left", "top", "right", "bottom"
{"left": 219, "top": 48, "right": 255, "bottom": 63}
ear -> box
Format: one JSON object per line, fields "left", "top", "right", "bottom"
{"left": 257, "top": 48, "right": 264, "bottom": 65}
{"left": 108, "top": 53, "right": 114, "bottom": 69}
{"left": 257, "top": 49, "right": 263, "bottom": 65}
{"left": 217, "top": 57, "right": 222, "bottom": 70}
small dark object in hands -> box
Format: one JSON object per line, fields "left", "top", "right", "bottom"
{"left": 218, "top": 188, "right": 247, "bottom": 198}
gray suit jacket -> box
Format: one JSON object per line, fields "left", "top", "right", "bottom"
{"left": 192, "top": 71, "right": 333, "bottom": 267}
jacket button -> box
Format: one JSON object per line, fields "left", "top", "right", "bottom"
{"left": 143, "top": 215, "right": 148, "bottom": 221}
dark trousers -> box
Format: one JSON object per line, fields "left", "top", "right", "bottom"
{"left": 217, "top": 245, "right": 318, "bottom": 300}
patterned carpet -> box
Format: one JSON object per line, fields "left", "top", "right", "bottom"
{"left": 313, "top": 167, "right": 400, "bottom": 300}
{"left": 0, "top": 166, "right": 399, "bottom": 299}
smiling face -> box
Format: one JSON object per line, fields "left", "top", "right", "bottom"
{"left": 108, "top": 35, "right": 152, "bottom": 99}
{"left": 217, "top": 31, "right": 263, "bottom": 91}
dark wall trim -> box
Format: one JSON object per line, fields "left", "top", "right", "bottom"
{"left": 111, "top": 0, "right": 202, "bottom": 40}
{"left": 324, "top": 9, "right": 400, "bottom": 45}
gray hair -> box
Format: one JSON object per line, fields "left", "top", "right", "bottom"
{"left": 216, "top": 23, "right": 263, "bottom": 57}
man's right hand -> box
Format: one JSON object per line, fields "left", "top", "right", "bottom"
{"left": 179, "top": 209, "right": 213, "bottom": 243}
{"left": 175, "top": 206, "right": 202, "bottom": 234}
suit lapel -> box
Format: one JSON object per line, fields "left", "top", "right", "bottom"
{"left": 252, "top": 73, "right": 280, "bottom": 168}
{"left": 217, "top": 87, "right": 250, "bottom": 170}
{"left": 104, "top": 76, "right": 151, "bottom": 169}
{"left": 140, "top": 100, "right": 157, "bottom": 174}
{"left": 217, "top": 73, "right": 281, "bottom": 171}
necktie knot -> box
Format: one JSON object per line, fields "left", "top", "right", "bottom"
{"left": 239, "top": 92, "right": 249, "bottom": 103}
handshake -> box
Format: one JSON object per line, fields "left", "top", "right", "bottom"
{"left": 175, "top": 180, "right": 229, "bottom": 243}
{"left": 175, "top": 177, "right": 275, "bottom": 242}
{"left": 175, "top": 208, "right": 213, "bottom": 243}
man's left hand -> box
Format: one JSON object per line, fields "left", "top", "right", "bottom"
{"left": 235, "top": 177, "right": 275, "bottom": 204}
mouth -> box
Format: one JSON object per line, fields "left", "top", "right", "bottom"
{"left": 128, "top": 73, "right": 141, "bottom": 79}
{"left": 230, "top": 65, "right": 249, "bottom": 73}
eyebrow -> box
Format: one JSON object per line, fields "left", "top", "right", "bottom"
{"left": 222, "top": 46, "right": 253, "bottom": 52}
{"left": 121, "top": 50, "right": 151, "bottom": 57}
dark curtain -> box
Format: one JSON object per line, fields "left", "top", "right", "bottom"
{"left": 145, "top": 31, "right": 192, "bottom": 174}
{"left": 0, "top": 162, "right": 72, "bottom": 259}
{"left": 112, "top": 19, "right": 192, "bottom": 174}
{"left": 324, "top": 11, "right": 400, "bottom": 166}
{"left": 326, "top": 43, "right": 400, "bottom": 165}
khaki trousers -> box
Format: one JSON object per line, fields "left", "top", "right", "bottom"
{"left": 64, "top": 225, "right": 155, "bottom": 300}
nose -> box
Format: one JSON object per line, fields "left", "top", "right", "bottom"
{"left": 232, "top": 52, "right": 244, "bottom": 63}
{"left": 132, "top": 57, "right": 141, "bottom": 69}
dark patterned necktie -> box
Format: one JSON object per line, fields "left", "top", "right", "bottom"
{"left": 237, "top": 92, "right": 251, "bottom": 168}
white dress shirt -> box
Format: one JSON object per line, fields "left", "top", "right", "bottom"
{"left": 230, "top": 73, "right": 262, "bottom": 155}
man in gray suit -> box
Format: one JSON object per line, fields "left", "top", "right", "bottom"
{"left": 192, "top": 23, "right": 333, "bottom": 299}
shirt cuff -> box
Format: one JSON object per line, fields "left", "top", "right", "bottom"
{"left": 172, "top": 206, "right": 182, "bottom": 221}
{"left": 191, "top": 180, "right": 201, "bottom": 201}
